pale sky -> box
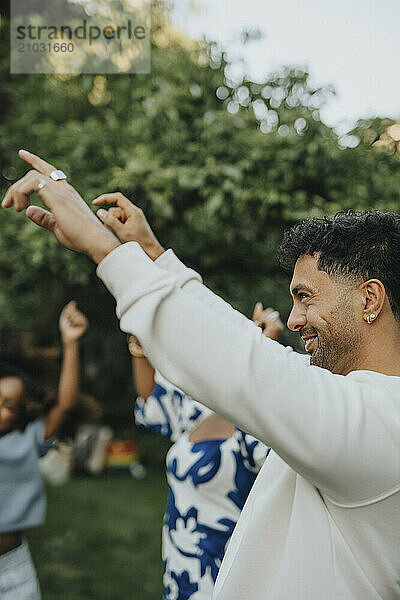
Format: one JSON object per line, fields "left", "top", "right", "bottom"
{"left": 171, "top": 0, "right": 400, "bottom": 132}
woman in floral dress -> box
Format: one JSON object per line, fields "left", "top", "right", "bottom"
{"left": 131, "top": 304, "right": 283, "bottom": 600}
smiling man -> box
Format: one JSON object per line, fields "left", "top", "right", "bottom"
{"left": 2, "top": 151, "right": 400, "bottom": 599}
{"left": 288, "top": 256, "right": 361, "bottom": 373}
{"left": 280, "top": 213, "right": 400, "bottom": 378}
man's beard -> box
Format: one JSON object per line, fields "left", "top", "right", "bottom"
{"left": 308, "top": 295, "right": 362, "bottom": 375}
{"left": 310, "top": 330, "right": 360, "bottom": 374}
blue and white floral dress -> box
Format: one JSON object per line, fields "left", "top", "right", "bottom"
{"left": 135, "top": 372, "right": 269, "bottom": 600}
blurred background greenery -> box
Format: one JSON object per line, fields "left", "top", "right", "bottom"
{"left": 28, "top": 473, "right": 167, "bottom": 599}
{"left": 1, "top": 1, "right": 400, "bottom": 596}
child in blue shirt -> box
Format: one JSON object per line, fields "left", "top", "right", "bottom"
{"left": 0, "top": 301, "right": 88, "bottom": 599}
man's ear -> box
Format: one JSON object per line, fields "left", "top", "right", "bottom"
{"left": 359, "top": 279, "right": 386, "bottom": 324}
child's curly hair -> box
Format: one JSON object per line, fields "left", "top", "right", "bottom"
{"left": 0, "top": 362, "right": 56, "bottom": 430}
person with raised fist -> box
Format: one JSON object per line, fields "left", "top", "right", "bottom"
{"left": 0, "top": 301, "right": 88, "bottom": 599}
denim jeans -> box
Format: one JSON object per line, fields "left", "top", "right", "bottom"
{"left": 0, "top": 538, "right": 40, "bottom": 599}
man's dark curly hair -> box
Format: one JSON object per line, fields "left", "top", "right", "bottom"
{"left": 279, "top": 209, "right": 400, "bottom": 321}
{"left": 0, "top": 362, "right": 55, "bottom": 430}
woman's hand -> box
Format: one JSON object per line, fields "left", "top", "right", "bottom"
{"left": 252, "top": 302, "right": 284, "bottom": 341}
{"left": 59, "top": 301, "right": 89, "bottom": 345}
{"left": 93, "top": 193, "right": 165, "bottom": 261}
{"left": 2, "top": 150, "right": 121, "bottom": 263}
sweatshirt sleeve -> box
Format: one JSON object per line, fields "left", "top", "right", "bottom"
{"left": 156, "top": 248, "right": 310, "bottom": 369}
{"left": 155, "top": 249, "right": 257, "bottom": 331}
{"left": 97, "top": 242, "right": 400, "bottom": 505}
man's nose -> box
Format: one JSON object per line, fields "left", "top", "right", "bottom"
{"left": 287, "top": 305, "right": 306, "bottom": 332}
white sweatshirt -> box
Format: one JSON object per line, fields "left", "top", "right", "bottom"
{"left": 97, "top": 243, "right": 400, "bottom": 600}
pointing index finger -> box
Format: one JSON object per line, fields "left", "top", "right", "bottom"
{"left": 19, "top": 149, "right": 56, "bottom": 176}
{"left": 92, "top": 192, "right": 135, "bottom": 212}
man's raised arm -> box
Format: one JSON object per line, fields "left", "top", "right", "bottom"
{"left": 3, "top": 151, "right": 399, "bottom": 507}
{"left": 96, "top": 240, "right": 399, "bottom": 506}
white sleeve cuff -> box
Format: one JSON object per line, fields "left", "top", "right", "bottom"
{"left": 156, "top": 249, "right": 203, "bottom": 285}
{"left": 96, "top": 242, "right": 176, "bottom": 318}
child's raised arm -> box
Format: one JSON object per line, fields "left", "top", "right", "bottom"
{"left": 44, "top": 301, "right": 88, "bottom": 439}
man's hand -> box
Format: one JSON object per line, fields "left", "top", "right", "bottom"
{"left": 252, "top": 302, "right": 284, "bottom": 341}
{"left": 93, "top": 192, "right": 165, "bottom": 261}
{"left": 59, "top": 301, "right": 89, "bottom": 345}
{"left": 2, "top": 150, "right": 121, "bottom": 264}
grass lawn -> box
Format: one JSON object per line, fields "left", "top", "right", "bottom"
{"left": 27, "top": 471, "right": 167, "bottom": 599}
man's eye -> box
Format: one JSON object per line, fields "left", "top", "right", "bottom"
{"left": 298, "top": 293, "right": 308, "bottom": 300}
